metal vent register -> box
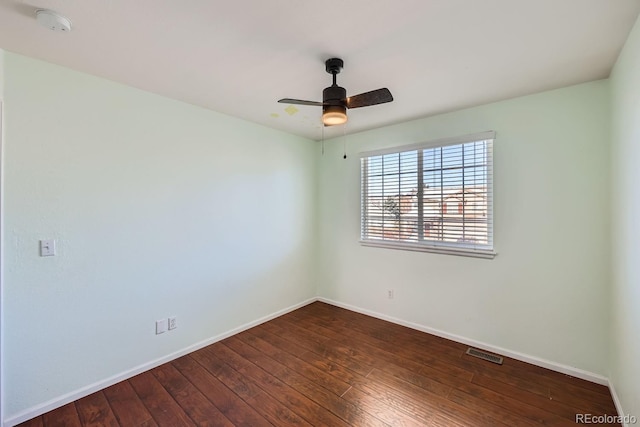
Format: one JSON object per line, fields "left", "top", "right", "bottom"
{"left": 466, "top": 347, "right": 504, "bottom": 365}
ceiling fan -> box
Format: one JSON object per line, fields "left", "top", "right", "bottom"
{"left": 278, "top": 58, "right": 393, "bottom": 126}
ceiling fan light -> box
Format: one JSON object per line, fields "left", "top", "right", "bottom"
{"left": 323, "top": 105, "right": 348, "bottom": 126}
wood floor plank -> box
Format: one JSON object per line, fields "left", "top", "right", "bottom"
{"left": 375, "top": 359, "right": 577, "bottom": 426}
{"left": 16, "top": 416, "right": 44, "bottom": 427}
{"left": 270, "top": 314, "right": 333, "bottom": 346}
{"left": 18, "top": 301, "right": 621, "bottom": 427}
{"left": 367, "top": 367, "right": 452, "bottom": 399}
{"left": 323, "top": 303, "right": 615, "bottom": 402}
{"left": 373, "top": 356, "right": 460, "bottom": 394}
{"left": 270, "top": 366, "right": 391, "bottom": 427}
{"left": 249, "top": 325, "right": 369, "bottom": 381}
{"left": 352, "top": 368, "right": 513, "bottom": 427}
{"left": 337, "top": 332, "right": 474, "bottom": 380}
{"left": 274, "top": 320, "right": 381, "bottom": 372}
{"left": 458, "top": 351, "right": 617, "bottom": 412}
{"left": 471, "top": 372, "right": 601, "bottom": 421}
{"left": 191, "top": 346, "right": 313, "bottom": 427}
{"left": 446, "top": 388, "right": 540, "bottom": 427}
{"left": 42, "top": 403, "right": 82, "bottom": 427}
{"left": 172, "top": 355, "right": 272, "bottom": 427}
{"left": 129, "top": 371, "right": 196, "bottom": 427}
{"left": 341, "top": 386, "right": 427, "bottom": 427}
{"left": 301, "top": 303, "right": 468, "bottom": 358}
{"left": 304, "top": 303, "right": 613, "bottom": 402}
{"left": 103, "top": 381, "right": 157, "bottom": 427}
{"left": 291, "top": 311, "right": 476, "bottom": 380}
{"left": 548, "top": 384, "right": 618, "bottom": 416}
{"left": 235, "top": 331, "right": 391, "bottom": 427}
{"left": 458, "top": 351, "right": 612, "bottom": 404}
{"left": 152, "top": 363, "right": 234, "bottom": 427}
{"left": 283, "top": 310, "right": 476, "bottom": 384}
{"left": 249, "top": 323, "right": 310, "bottom": 358}
{"left": 239, "top": 329, "right": 352, "bottom": 396}
{"left": 260, "top": 321, "right": 332, "bottom": 356}
{"left": 450, "top": 379, "right": 576, "bottom": 426}
{"left": 75, "top": 391, "right": 119, "bottom": 427}
{"left": 209, "top": 340, "right": 351, "bottom": 427}
{"left": 290, "top": 305, "right": 466, "bottom": 359}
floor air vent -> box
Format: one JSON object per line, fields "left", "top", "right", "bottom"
{"left": 466, "top": 347, "right": 504, "bottom": 365}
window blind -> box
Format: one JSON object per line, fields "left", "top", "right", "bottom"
{"left": 360, "top": 132, "right": 495, "bottom": 258}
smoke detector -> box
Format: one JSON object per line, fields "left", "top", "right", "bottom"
{"left": 35, "top": 9, "right": 72, "bottom": 32}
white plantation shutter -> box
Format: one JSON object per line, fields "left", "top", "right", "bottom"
{"left": 360, "top": 131, "right": 496, "bottom": 258}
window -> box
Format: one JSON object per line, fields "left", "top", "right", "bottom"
{"left": 360, "top": 131, "right": 495, "bottom": 258}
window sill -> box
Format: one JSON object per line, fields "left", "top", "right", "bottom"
{"left": 359, "top": 240, "right": 497, "bottom": 259}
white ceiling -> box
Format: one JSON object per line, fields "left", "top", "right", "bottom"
{"left": 1, "top": 1, "right": 639, "bottom": 141}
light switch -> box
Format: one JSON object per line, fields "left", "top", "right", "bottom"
{"left": 156, "top": 319, "right": 167, "bottom": 335}
{"left": 40, "top": 239, "right": 56, "bottom": 257}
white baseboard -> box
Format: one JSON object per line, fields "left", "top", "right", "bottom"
{"left": 3, "top": 297, "right": 317, "bottom": 427}
{"left": 608, "top": 380, "right": 630, "bottom": 426}
{"left": 317, "top": 297, "right": 610, "bottom": 386}
{"left": 5, "top": 296, "right": 616, "bottom": 426}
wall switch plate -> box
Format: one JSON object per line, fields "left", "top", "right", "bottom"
{"left": 156, "top": 319, "right": 167, "bottom": 334}
{"left": 168, "top": 316, "right": 177, "bottom": 330}
{"left": 40, "top": 239, "right": 56, "bottom": 257}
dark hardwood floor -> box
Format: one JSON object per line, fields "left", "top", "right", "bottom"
{"left": 18, "top": 302, "right": 620, "bottom": 426}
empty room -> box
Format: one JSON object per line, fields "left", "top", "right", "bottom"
{"left": 1, "top": 0, "right": 639, "bottom": 426}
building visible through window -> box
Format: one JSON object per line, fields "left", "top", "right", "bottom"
{"left": 360, "top": 132, "right": 495, "bottom": 258}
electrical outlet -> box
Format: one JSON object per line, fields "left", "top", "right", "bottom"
{"left": 156, "top": 319, "right": 167, "bottom": 334}
{"left": 388, "top": 289, "right": 394, "bottom": 299}
{"left": 168, "top": 316, "right": 177, "bottom": 330}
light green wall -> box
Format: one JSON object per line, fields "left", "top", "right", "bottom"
{"left": 5, "top": 31, "right": 640, "bottom": 423}
{"left": 318, "top": 81, "right": 611, "bottom": 375}
{"left": 610, "top": 15, "right": 640, "bottom": 422}
{"left": 2, "top": 52, "right": 317, "bottom": 419}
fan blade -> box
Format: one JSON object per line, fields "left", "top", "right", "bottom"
{"left": 278, "top": 98, "right": 323, "bottom": 107}
{"left": 346, "top": 88, "right": 393, "bottom": 109}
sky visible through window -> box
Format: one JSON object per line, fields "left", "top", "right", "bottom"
{"left": 365, "top": 141, "right": 489, "bottom": 197}
{"left": 361, "top": 137, "right": 493, "bottom": 252}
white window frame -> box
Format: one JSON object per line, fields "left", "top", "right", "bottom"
{"left": 359, "top": 131, "right": 496, "bottom": 259}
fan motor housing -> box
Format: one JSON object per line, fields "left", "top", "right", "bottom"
{"left": 323, "top": 85, "right": 347, "bottom": 106}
